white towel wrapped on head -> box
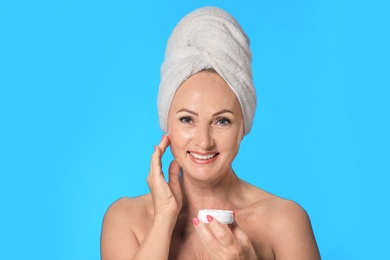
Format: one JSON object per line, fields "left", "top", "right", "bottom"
{"left": 158, "top": 6, "right": 256, "bottom": 135}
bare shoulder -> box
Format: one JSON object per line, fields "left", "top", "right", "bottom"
{"left": 101, "top": 195, "right": 153, "bottom": 259}
{"left": 237, "top": 182, "right": 313, "bottom": 230}
{"left": 236, "top": 183, "right": 320, "bottom": 259}
{"left": 263, "top": 195, "right": 310, "bottom": 225}
{"left": 266, "top": 198, "right": 321, "bottom": 259}
{"left": 103, "top": 195, "right": 153, "bottom": 221}
{"left": 265, "top": 198, "right": 312, "bottom": 238}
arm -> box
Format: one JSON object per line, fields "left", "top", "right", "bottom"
{"left": 100, "top": 198, "right": 179, "bottom": 260}
{"left": 101, "top": 135, "right": 182, "bottom": 260}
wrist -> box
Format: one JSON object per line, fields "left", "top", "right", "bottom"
{"left": 154, "top": 210, "right": 179, "bottom": 227}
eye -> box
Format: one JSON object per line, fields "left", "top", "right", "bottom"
{"left": 180, "top": 116, "right": 193, "bottom": 124}
{"left": 215, "top": 117, "right": 231, "bottom": 126}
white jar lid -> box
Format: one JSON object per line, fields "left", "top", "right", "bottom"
{"left": 198, "top": 209, "right": 234, "bottom": 224}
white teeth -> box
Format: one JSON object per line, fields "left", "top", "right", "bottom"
{"left": 190, "top": 152, "right": 217, "bottom": 160}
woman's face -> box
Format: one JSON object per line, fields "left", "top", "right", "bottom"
{"left": 167, "top": 70, "right": 244, "bottom": 183}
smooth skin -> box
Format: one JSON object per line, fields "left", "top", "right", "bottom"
{"left": 100, "top": 70, "right": 321, "bottom": 259}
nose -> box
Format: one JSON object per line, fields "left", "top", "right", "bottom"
{"left": 194, "top": 123, "right": 215, "bottom": 150}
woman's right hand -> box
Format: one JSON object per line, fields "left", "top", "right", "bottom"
{"left": 147, "top": 134, "right": 182, "bottom": 219}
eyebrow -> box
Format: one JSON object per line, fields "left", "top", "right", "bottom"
{"left": 212, "top": 109, "right": 234, "bottom": 117}
{"left": 176, "top": 108, "right": 198, "bottom": 116}
{"left": 176, "top": 108, "right": 234, "bottom": 117}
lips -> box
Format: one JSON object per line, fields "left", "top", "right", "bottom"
{"left": 188, "top": 151, "right": 219, "bottom": 164}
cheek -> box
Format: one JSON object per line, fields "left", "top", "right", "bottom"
{"left": 169, "top": 139, "right": 187, "bottom": 168}
{"left": 169, "top": 133, "right": 185, "bottom": 159}
{"left": 169, "top": 122, "right": 195, "bottom": 141}
{"left": 170, "top": 139, "right": 180, "bottom": 159}
{"left": 222, "top": 130, "right": 242, "bottom": 152}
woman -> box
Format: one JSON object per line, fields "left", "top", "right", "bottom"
{"left": 101, "top": 6, "right": 320, "bottom": 259}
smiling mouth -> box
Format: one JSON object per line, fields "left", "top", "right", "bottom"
{"left": 189, "top": 152, "right": 219, "bottom": 160}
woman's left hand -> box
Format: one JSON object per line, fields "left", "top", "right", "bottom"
{"left": 193, "top": 215, "right": 258, "bottom": 259}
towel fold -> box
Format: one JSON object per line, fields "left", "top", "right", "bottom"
{"left": 158, "top": 6, "right": 256, "bottom": 135}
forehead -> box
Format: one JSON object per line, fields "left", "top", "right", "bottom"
{"left": 170, "top": 71, "right": 241, "bottom": 111}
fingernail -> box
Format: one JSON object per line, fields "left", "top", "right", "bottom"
{"left": 161, "top": 134, "right": 166, "bottom": 141}
{"left": 192, "top": 218, "right": 200, "bottom": 226}
{"left": 206, "top": 215, "right": 213, "bottom": 222}
{"left": 154, "top": 145, "right": 157, "bottom": 151}
{"left": 233, "top": 211, "right": 236, "bottom": 217}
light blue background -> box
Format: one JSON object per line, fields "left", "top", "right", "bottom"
{"left": 1, "top": 0, "right": 389, "bottom": 259}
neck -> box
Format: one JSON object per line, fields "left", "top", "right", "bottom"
{"left": 179, "top": 168, "right": 242, "bottom": 218}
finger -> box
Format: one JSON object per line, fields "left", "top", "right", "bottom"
{"left": 149, "top": 146, "right": 162, "bottom": 179}
{"left": 168, "top": 160, "right": 181, "bottom": 185}
{"left": 149, "top": 135, "right": 170, "bottom": 179}
{"left": 206, "top": 215, "right": 235, "bottom": 247}
{"left": 230, "top": 221, "right": 251, "bottom": 246}
{"left": 157, "top": 134, "right": 170, "bottom": 154}
{"left": 193, "top": 218, "right": 222, "bottom": 250}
